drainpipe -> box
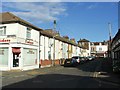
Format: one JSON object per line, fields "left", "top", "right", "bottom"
{"left": 44, "top": 36, "right": 45, "bottom": 62}
{"left": 39, "top": 31, "right": 41, "bottom": 68}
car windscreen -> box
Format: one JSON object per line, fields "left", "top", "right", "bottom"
{"left": 72, "top": 57, "right": 78, "bottom": 59}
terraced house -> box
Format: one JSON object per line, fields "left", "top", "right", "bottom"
{"left": 0, "top": 12, "right": 81, "bottom": 71}
{"left": 40, "top": 30, "right": 81, "bottom": 68}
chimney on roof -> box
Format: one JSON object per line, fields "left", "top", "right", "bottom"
{"left": 45, "top": 29, "right": 60, "bottom": 36}
{"left": 70, "top": 38, "right": 76, "bottom": 43}
{"left": 63, "top": 36, "right": 69, "bottom": 40}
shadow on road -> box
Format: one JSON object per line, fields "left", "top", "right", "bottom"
{"left": 2, "top": 58, "right": 120, "bottom": 89}
{"left": 63, "top": 58, "right": 120, "bottom": 85}
{"left": 2, "top": 73, "right": 119, "bottom": 88}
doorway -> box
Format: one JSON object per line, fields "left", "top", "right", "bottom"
{"left": 12, "top": 48, "right": 21, "bottom": 68}
{"left": 13, "top": 53, "right": 20, "bottom": 67}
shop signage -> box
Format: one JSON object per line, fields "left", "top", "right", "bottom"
{"left": 12, "top": 48, "right": 21, "bottom": 53}
{"left": 27, "top": 49, "right": 35, "bottom": 54}
{"left": 0, "top": 39, "right": 10, "bottom": 42}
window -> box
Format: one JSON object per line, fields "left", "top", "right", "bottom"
{"left": 91, "top": 47, "right": 94, "bottom": 52}
{"left": 48, "top": 38, "right": 53, "bottom": 48}
{"left": 48, "top": 38, "right": 50, "bottom": 47}
{"left": 48, "top": 51, "right": 51, "bottom": 60}
{"left": 0, "top": 26, "right": 6, "bottom": 36}
{"left": 26, "top": 27, "right": 31, "bottom": 39}
{"left": 0, "top": 47, "right": 8, "bottom": 66}
{"left": 23, "top": 48, "right": 37, "bottom": 66}
{"left": 91, "top": 47, "right": 96, "bottom": 52}
{"left": 99, "top": 47, "right": 102, "bottom": 51}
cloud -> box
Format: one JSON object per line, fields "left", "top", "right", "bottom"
{"left": 2, "top": 0, "right": 120, "bottom": 2}
{"left": 2, "top": 2, "right": 67, "bottom": 23}
{"left": 2, "top": 0, "right": 63, "bottom": 2}
{"left": 87, "top": 4, "right": 97, "bottom": 9}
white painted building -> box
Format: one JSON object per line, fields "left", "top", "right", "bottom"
{"left": 71, "top": 45, "right": 77, "bottom": 57}
{"left": 40, "top": 31, "right": 55, "bottom": 67}
{"left": 0, "top": 12, "right": 42, "bottom": 71}
{"left": 62, "top": 41, "right": 68, "bottom": 59}
{"left": 40, "top": 30, "right": 70, "bottom": 67}
{"left": 77, "top": 39, "right": 90, "bottom": 57}
{"left": 90, "top": 42, "right": 108, "bottom": 57}
{"left": 76, "top": 46, "right": 81, "bottom": 56}
{"left": 0, "top": 12, "right": 82, "bottom": 71}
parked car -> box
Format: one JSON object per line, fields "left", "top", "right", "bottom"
{"left": 64, "top": 57, "right": 80, "bottom": 67}
{"left": 79, "top": 57, "right": 88, "bottom": 63}
{"left": 64, "top": 58, "right": 73, "bottom": 66}
{"left": 87, "top": 56, "right": 95, "bottom": 61}
{"left": 72, "top": 56, "right": 80, "bottom": 64}
{"left": 64, "top": 56, "right": 88, "bottom": 67}
{"left": 72, "top": 56, "right": 87, "bottom": 64}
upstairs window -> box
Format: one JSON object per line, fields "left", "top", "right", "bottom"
{"left": 26, "top": 27, "right": 31, "bottom": 39}
{"left": 99, "top": 47, "right": 102, "bottom": 51}
{"left": 0, "top": 26, "right": 6, "bottom": 36}
{"left": 48, "top": 38, "right": 50, "bottom": 47}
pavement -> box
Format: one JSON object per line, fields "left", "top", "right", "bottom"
{"left": 1, "top": 65, "right": 64, "bottom": 78}
{"left": 94, "top": 58, "right": 120, "bottom": 85}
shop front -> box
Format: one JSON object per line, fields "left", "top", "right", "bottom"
{"left": 0, "top": 47, "right": 9, "bottom": 70}
{"left": 0, "top": 45, "right": 39, "bottom": 71}
{"left": 22, "top": 48, "right": 38, "bottom": 70}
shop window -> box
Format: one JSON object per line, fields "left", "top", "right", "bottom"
{"left": 23, "top": 48, "right": 37, "bottom": 66}
{"left": 99, "top": 47, "right": 102, "bottom": 51}
{"left": 0, "top": 47, "right": 8, "bottom": 66}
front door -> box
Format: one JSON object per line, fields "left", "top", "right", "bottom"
{"left": 13, "top": 53, "right": 19, "bottom": 67}
{"left": 12, "top": 47, "right": 21, "bottom": 69}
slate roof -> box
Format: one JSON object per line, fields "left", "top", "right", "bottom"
{"left": 0, "top": 12, "right": 43, "bottom": 31}
{"left": 0, "top": 12, "right": 79, "bottom": 47}
{"left": 41, "top": 30, "right": 78, "bottom": 46}
{"left": 78, "top": 39, "right": 90, "bottom": 42}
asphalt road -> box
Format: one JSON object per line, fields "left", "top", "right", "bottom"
{"left": 2, "top": 59, "right": 120, "bottom": 88}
